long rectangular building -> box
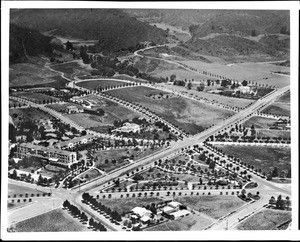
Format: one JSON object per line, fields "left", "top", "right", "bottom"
{"left": 17, "top": 143, "right": 77, "bottom": 165}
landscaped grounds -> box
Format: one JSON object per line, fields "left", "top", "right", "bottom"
{"left": 107, "top": 86, "right": 234, "bottom": 134}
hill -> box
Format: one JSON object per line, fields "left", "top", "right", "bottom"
{"left": 10, "top": 9, "right": 168, "bottom": 52}
{"left": 9, "top": 24, "right": 59, "bottom": 63}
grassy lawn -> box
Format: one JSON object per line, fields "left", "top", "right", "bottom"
{"left": 215, "top": 145, "right": 291, "bottom": 176}
{"left": 77, "top": 79, "right": 129, "bottom": 90}
{"left": 243, "top": 116, "right": 277, "bottom": 129}
{"left": 77, "top": 169, "right": 102, "bottom": 181}
{"left": 11, "top": 91, "right": 60, "bottom": 103}
{"left": 9, "top": 107, "right": 53, "bottom": 125}
{"left": 107, "top": 86, "right": 234, "bottom": 135}
{"left": 144, "top": 214, "right": 212, "bottom": 231}
{"left": 262, "top": 102, "right": 290, "bottom": 116}
{"left": 237, "top": 208, "right": 291, "bottom": 230}
{"left": 175, "top": 195, "right": 246, "bottom": 219}
{"left": 12, "top": 208, "right": 89, "bottom": 232}
{"left": 99, "top": 197, "right": 163, "bottom": 215}
{"left": 8, "top": 184, "right": 46, "bottom": 197}
{"left": 47, "top": 102, "right": 83, "bottom": 112}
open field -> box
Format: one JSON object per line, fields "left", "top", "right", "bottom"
{"left": 144, "top": 214, "right": 212, "bottom": 231}
{"left": 9, "top": 63, "right": 59, "bottom": 87}
{"left": 163, "top": 84, "right": 254, "bottom": 109}
{"left": 76, "top": 169, "right": 102, "bottom": 181}
{"left": 276, "top": 91, "right": 290, "bottom": 103}
{"left": 77, "top": 79, "right": 129, "bottom": 90}
{"left": 237, "top": 208, "right": 291, "bottom": 230}
{"left": 177, "top": 60, "right": 290, "bottom": 88}
{"left": 262, "top": 102, "right": 290, "bottom": 116}
{"left": 8, "top": 184, "right": 46, "bottom": 197}
{"left": 99, "top": 197, "right": 163, "bottom": 215}
{"left": 107, "top": 86, "right": 234, "bottom": 135}
{"left": 9, "top": 107, "right": 53, "bottom": 125}
{"left": 47, "top": 102, "right": 83, "bottom": 112}
{"left": 215, "top": 145, "right": 291, "bottom": 176}
{"left": 152, "top": 68, "right": 215, "bottom": 81}
{"left": 12, "top": 208, "right": 89, "bottom": 232}
{"left": 11, "top": 91, "right": 60, "bottom": 103}
{"left": 134, "top": 57, "right": 178, "bottom": 74}
{"left": 175, "top": 195, "right": 246, "bottom": 219}
{"left": 243, "top": 116, "right": 277, "bottom": 129}
{"left": 49, "top": 61, "right": 92, "bottom": 79}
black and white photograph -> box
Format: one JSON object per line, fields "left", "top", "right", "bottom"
{"left": 1, "top": 1, "right": 299, "bottom": 240}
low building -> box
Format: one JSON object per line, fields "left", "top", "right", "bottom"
{"left": 17, "top": 143, "right": 77, "bottom": 166}
{"left": 65, "top": 105, "right": 84, "bottom": 114}
{"left": 169, "top": 210, "right": 191, "bottom": 220}
{"left": 162, "top": 206, "right": 176, "bottom": 214}
{"left": 8, "top": 168, "right": 52, "bottom": 182}
{"left": 113, "top": 122, "right": 141, "bottom": 133}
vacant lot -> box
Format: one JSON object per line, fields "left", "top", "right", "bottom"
{"left": 262, "top": 102, "right": 290, "bottom": 116}
{"left": 99, "top": 197, "right": 163, "bottom": 215}
{"left": 9, "top": 107, "right": 53, "bottom": 125}
{"left": 107, "top": 86, "right": 234, "bottom": 135}
{"left": 13, "top": 208, "right": 89, "bottom": 232}
{"left": 77, "top": 79, "right": 129, "bottom": 90}
{"left": 237, "top": 208, "right": 291, "bottom": 230}
{"left": 243, "top": 116, "right": 277, "bottom": 129}
{"left": 177, "top": 61, "right": 290, "bottom": 88}
{"left": 175, "top": 195, "right": 246, "bottom": 219}
{"left": 8, "top": 184, "right": 46, "bottom": 197}
{"left": 276, "top": 91, "right": 290, "bottom": 103}
{"left": 215, "top": 145, "right": 291, "bottom": 176}
{"left": 11, "top": 91, "right": 60, "bottom": 103}
{"left": 145, "top": 214, "right": 212, "bottom": 231}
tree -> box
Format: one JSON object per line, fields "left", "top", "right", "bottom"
{"left": 276, "top": 195, "right": 285, "bottom": 209}
{"left": 187, "top": 82, "right": 192, "bottom": 90}
{"left": 251, "top": 29, "right": 257, "bottom": 36}
{"left": 66, "top": 41, "right": 74, "bottom": 51}
{"left": 241, "top": 80, "right": 248, "bottom": 86}
{"left": 170, "top": 74, "right": 176, "bottom": 82}
{"left": 197, "top": 82, "right": 205, "bottom": 91}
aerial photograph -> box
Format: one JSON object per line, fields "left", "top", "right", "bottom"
{"left": 1, "top": 1, "right": 299, "bottom": 240}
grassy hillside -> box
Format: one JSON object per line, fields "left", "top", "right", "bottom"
{"left": 10, "top": 9, "right": 168, "bottom": 52}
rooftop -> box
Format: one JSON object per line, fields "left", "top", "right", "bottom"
{"left": 19, "top": 143, "right": 75, "bottom": 156}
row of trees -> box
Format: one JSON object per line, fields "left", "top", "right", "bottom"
{"left": 63, "top": 199, "right": 107, "bottom": 231}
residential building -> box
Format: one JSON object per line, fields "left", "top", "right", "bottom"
{"left": 17, "top": 143, "right": 77, "bottom": 165}
{"left": 65, "top": 105, "right": 84, "bottom": 114}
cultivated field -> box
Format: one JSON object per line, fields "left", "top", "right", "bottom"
{"left": 243, "top": 116, "right": 277, "bottom": 129}
{"left": 237, "top": 208, "right": 291, "bottom": 230}
{"left": 11, "top": 91, "right": 60, "bottom": 103}
{"left": 76, "top": 79, "right": 129, "bottom": 90}
{"left": 175, "top": 195, "right": 247, "bottom": 219}
{"left": 177, "top": 60, "right": 290, "bottom": 88}
{"left": 215, "top": 145, "right": 291, "bottom": 176}
{"left": 12, "top": 208, "right": 89, "bottom": 232}
{"left": 144, "top": 214, "right": 212, "bottom": 231}
{"left": 9, "top": 107, "right": 53, "bottom": 125}
{"left": 107, "top": 86, "right": 234, "bottom": 134}
{"left": 99, "top": 197, "right": 163, "bottom": 215}
{"left": 262, "top": 102, "right": 290, "bottom": 116}
{"left": 163, "top": 85, "right": 254, "bottom": 109}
